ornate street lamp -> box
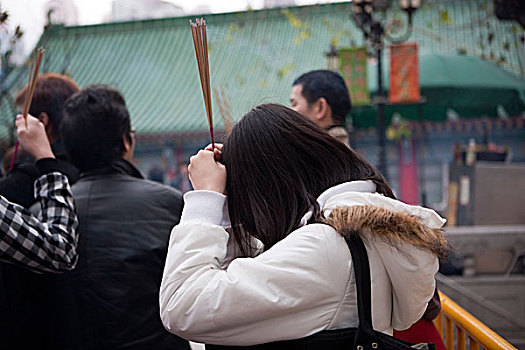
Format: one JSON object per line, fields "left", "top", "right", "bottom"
{"left": 325, "top": 44, "right": 339, "bottom": 71}
{"left": 350, "top": 0, "right": 422, "bottom": 181}
{"left": 398, "top": 0, "right": 422, "bottom": 24}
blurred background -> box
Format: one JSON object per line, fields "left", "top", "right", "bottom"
{"left": 0, "top": 0, "right": 524, "bottom": 348}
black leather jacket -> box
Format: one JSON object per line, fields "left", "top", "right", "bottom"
{"left": 49, "top": 159, "right": 189, "bottom": 349}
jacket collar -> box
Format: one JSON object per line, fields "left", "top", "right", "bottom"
{"left": 51, "top": 141, "right": 69, "bottom": 161}
{"left": 299, "top": 181, "right": 376, "bottom": 226}
{"left": 320, "top": 187, "right": 446, "bottom": 229}
{"left": 317, "top": 181, "right": 376, "bottom": 205}
{"left": 325, "top": 124, "right": 345, "bottom": 131}
{"left": 299, "top": 180, "right": 446, "bottom": 229}
{"left": 79, "top": 159, "right": 144, "bottom": 180}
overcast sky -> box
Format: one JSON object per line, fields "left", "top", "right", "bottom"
{"left": 2, "top": 0, "right": 348, "bottom": 57}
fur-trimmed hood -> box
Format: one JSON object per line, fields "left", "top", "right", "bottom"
{"left": 301, "top": 181, "right": 447, "bottom": 259}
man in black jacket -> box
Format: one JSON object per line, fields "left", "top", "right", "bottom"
{"left": 51, "top": 85, "right": 189, "bottom": 349}
{"left": 0, "top": 73, "right": 80, "bottom": 348}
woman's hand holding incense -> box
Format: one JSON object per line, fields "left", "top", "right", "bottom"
{"left": 15, "top": 114, "right": 55, "bottom": 160}
{"left": 188, "top": 147, "right": 226, "bottom": 194}
{"left": 205, "top": 143, "right": 223, "bottom": 162}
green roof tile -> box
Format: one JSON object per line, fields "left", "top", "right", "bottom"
{"left": 0, "top": 0, "right": 522, "bottom": 140}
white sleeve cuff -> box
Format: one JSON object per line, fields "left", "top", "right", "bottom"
{"left": 181, "top": 190, "right": 227, "bottom": 225}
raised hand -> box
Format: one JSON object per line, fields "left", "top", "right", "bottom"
{"left": 15, "top": 114, "right": 54, "bottom": 160}
{"left": 188, "top": 147, "right": 226, "bottom": 194}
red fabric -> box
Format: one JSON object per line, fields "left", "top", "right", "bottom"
{"left": 398, "top": 139, "right": 420, "bottom": 205}
{"left": 394, "top": 319, "right": 446, "bottom": 350}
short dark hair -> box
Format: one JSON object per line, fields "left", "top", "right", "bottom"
{"left": 14, "top": 73, "right": 79, "bottom": 130}
{"left": 292, "top": 70, "right": 351, "bottom": 125}
{"left": 60, "top": 85, "right": 131, "bottom": 172}
{"left": 222, "top": 104, "right": 391, "bottom": 256}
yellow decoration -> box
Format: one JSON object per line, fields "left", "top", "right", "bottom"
{"left": 282, "top": 9, "right": 301, "bottom": 27}
{"left": 439, "top": 9, "right": 453, "bottom": 24}
{"left": 277, "top": 63, "right": 296, "bottom": 79}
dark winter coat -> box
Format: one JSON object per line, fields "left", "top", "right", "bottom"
{"left": 50, "top": 159, "right": 189, "bottom": 349}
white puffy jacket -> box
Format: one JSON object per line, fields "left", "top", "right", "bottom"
{"left": 160, "top": 181, "right": 444, "bottom": 346}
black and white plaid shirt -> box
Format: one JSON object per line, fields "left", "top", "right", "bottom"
{"left": 0, "top": 172, "right": 78, "bottom": 273}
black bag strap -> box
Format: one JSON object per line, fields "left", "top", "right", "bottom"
{"left": 343, "top": 234, "right": 378, "bottom": 346}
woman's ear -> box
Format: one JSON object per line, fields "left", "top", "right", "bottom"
{"left": 38, "top": 112, "right": 50, "bottom": 127}
{"left": 38, "top": 112, "right": 57, "bottom": 143}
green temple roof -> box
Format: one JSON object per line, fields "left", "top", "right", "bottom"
{"left": 0, "top": 0, "right": 523, "bottom": 140}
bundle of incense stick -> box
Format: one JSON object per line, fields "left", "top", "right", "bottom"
{"left": 190, "top": 18, "right": 214, "bottom": 149}
{"left": 9, "top": 47, "right": 45, "bottom": 171}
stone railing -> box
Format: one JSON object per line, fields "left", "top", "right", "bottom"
{"left": 444, "top": 225, "right": 525, "bottom": 276}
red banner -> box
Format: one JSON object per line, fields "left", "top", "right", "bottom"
{"left": 389, "top": 43, "right": 420, "bottom": 104}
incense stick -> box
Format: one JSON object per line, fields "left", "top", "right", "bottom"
{"left": 9, "top": 47, "right": 45, "bottom": 171}
{"left": 213, "top": 86, "right": 233, "bottom": 135}
{"left": 190, "top": 18, "right": 214, "bottom": 149}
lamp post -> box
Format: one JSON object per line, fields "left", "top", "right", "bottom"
{"left": 351, "top": 0, "right": 422, "bottom": 181}
{"left": 325, "top": 44, "right": 340, "bottom": 72}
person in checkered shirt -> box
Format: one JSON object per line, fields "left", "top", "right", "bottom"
{"left": 0, "top": 114, "right": 78, "bottom": 273}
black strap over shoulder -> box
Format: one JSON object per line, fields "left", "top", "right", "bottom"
{"left": 344, "top": 234, "right": 380, "bottom": 348}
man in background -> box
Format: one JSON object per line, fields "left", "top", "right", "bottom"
{"left": 290, "top": 69, "right": 352, "bottom": 147}
{"left": 52, "top": 85, "right": 189, "bottom": 349}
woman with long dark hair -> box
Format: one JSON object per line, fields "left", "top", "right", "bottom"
{"left": 160, "top": 104, "right": 446, "bottom": 347}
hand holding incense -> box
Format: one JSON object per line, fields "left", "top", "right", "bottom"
{"left": 9, "top": 47, "right": 45, "bottom": 171}
{"left": 190, "top": 18, "right": 215, "bottom": 150}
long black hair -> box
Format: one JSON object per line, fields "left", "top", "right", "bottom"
{"left": 221, "top": 104, "right": 393, "bottom": 256}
